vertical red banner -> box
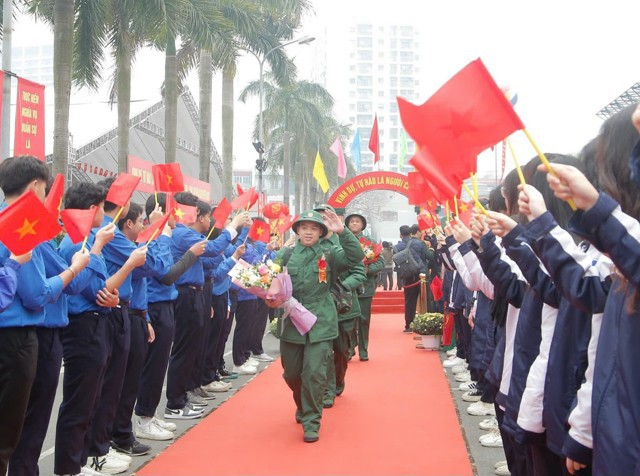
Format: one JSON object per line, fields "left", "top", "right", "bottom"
{"left": 14, "top": 78, "right": 45, "bottom": 161}
{"left": 0, "top": 71, "right": 4, "bottom": 155}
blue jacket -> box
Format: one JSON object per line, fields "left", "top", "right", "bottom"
{"left": 0, "top": 259, "right": 20, "bottom": 313}
{"left": 171, "top": 224, "right": 234, "bottom": 287}
{"left": 520, "top": 212, "right": 606, "bottom": 458}
{"left": 393, "top": 236, "right": 428, "bottom": 274}
{"left": 59, "top": 234, "right": 110, "bottom": 315}
{"left": 40, "top": 240, "right": 95, "bottom": 328}
{"left": 147, "top": 235, "right": 178, "bottom": 304}
{"left": 568, "top": 193, "right": 640, "bottom": 475}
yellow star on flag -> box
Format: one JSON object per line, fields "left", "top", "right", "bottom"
{"left": 166, "top": 175, "right": 173, "bottom": 185}
{"left": 256, "top": 226, "right": 264, "bottom": 236}
{"left": 16, "top": 218, "right": 39, "bottom": 240}
{"left": 174, "top": 208, "right": 185, "bottom": 219}
{"left": 460, "top": 202, "right": 469, "bottom": 212}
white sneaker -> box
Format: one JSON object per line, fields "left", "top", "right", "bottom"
{"left": 458, "top": 381, "right": 477, "bottom": 391}
{"left": 467, "top": 401, "right": 496, "bottom": 416}
{"left": 479, "top": 416, "right": 499, "bottom": 431}
{"left": 246, "top": 357, "right": 260, "bottom": 367}
{"left": 461, "top": 389, "right": 482, "bottom": 402}
{"left": 187, "top": 390, "right": 208, "bottom": 407}
{"left": 495, "top": 464, "right": 510, "bottom": 476}
{"left": 495, "top": 460, "right": 508, "bottom": 469}
{"left": 107, "top": 448, "right": 132, "bottom": 464}
{"left": 451, "top": 363, "right": 468, "bottom": 374}
{"left": 76, "top": 468, "right": 102, "bottom": 476}
{"left": 87, "top": 454, "right": 129, "bottom": 474}
{"left": 152, "top": 416, "right": 177, "bottom": 431}
{"left": 252, "top": 352, "right": 274, "bottom": 362}
{"left": 233, "top": 363, "right": 257, "bottom": 375}
{"left": 164, "top": 403, "right": 204, "bottom": 420}
{"left": 455, "top": 371, "right": 472, "bottom": 382}
{"left": 202, "top": 380, "right": 232, "bottom": 392}
{"left": 443, "top": 357, "right": 464, "bottom": 368}
{"left": 480, "top": 429, "right": 503, "bottom": 447}
{"left": 446, "top": 348, "right": 457, "bottom": 356}
{"left": 135, "top": 416, "right": 174, "bottom": 441}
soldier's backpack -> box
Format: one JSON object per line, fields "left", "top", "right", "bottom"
{"left": 392, "top": 240, "right": 420, "bottom": 280}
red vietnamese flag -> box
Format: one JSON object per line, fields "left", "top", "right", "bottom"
{"left": 60, "top": 208, "right": 98, "bottom": 244}
{"left": 417, "top": 211, "right": 435, "bottom": 231}
{"left": 106, "top": 173, "right": 141, "bottom": 207}
{"left": 173, "top": 203, "right": 198, "bottom": 225}
{"left": 248, "top": 220, "right": 270, "bottom": 243}
{"left": 0, "top": 191, "right": 62, "bottom": 254}
{"left": 456, "top": 199, "right": 474, "bottom": 227}
{"left": 236, "top": 183, "right": 244, "bottom": 196}
{"left": 368, "top": 114, "right": 380, "bottom": 164}
{"left": 407, "top": 171, "right": 437, "bottom": 206}
{"left": 397, "top": 58, "right": 523, "bottom": 161}
{"left": 231, "top": 187, "right": 257, "bottom": 211}
{"left": 45, "top": 173, "right": 65, "bottom": 217}
{"left": 212, "top": 198, "right": 232, "bottom": 229}
{"left": 136, "top": 213, "right": 171, "bottom": 243}
{"left": 409, "top": 148, "right": 462, "bottom": 203}
{"left": 152, "top": 163, "right": 185, "bottom": 193}
{"left": 276, "top": 213, "right": 296, "bottom": 236}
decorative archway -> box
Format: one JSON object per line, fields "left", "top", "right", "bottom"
{"left": 327, "top": 171, "right": 409, "bottom": 208}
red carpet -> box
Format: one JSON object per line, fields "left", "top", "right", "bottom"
{"left": 137, "top": 314, "right": 472, "bottom": 476}
{"left": 371, "top": 290, "right": 405, "bottom": 314}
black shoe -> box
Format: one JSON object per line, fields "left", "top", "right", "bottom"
{"left": 218, "top": 369, "right": 238, "bottom": 380}
{"left": 336, "top": 382, "right": 345, "bottom": 396}
{"left": 323, "top": 401, "right": 334, "bottom": 408}
{"left": 403, "top": 328, "right": 412, "bottom": 333}
{"left": 303, "top": 432, "right": 319, "bottom": 443}
{"left": 359, "top": 356, "right": 369, "bottom": 361}
{"left": 111, "top": 439, "right": 151, "bottom": 456}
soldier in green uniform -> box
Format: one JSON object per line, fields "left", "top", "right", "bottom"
{"left": 276, "top": 209, "right": 364, "bottom": 443}
{"left": 314, "top": 205, "right": 367, "bottom": 408}
{"left": 345, "top": 213, "right": 385, "bottom": 361}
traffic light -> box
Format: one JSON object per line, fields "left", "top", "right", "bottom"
{"left": 255, "top": 158, "right": 267, "bottom": 172}
{"left": 252, "top": 141, "right": 265, "bottom": 154}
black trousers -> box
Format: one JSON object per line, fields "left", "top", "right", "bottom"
{"left": 55, "top": 313, "right": 109, "bottom": 475}
{"left": 190, "top": 280, "right": 213, "bottom": 390}
{"left": 166, "top": 287, "right": 204, "bottom": 409}
{"left": 454, "top": 310, "right": 471, "bottom": 361}
{"left": 86, "top": 306, "right": 130, "bottom": 459}
{"left": 403, "top": 277, "right": 421, "bottom": 329}
{"left": 135, "top": 301, "right": 175, "bottom": 418}
{"left": 528, "top": 441, "right": 567, "bottom": 476}
{"left": 496, "top": 403, "right": 532, "bottom": 476}
{"left": 9, "top": 327, "right": 62, "bottom": 476}
{"left": 380, "top": 268, "right": 393, "bottom": 290}
{"left": 0, "top": 327, "right": 38, "bottom": 476}
{"left": 249, "top": 299, "right": 269, "bottom": 356}
{"left": 232, "top": 299, "right": 256, "bottom": 366}
{"left": 203, "top": 292, "right": 228, "bottom": 385}
{"left": 111, "top": 312, "right": 149, "bottom": 447}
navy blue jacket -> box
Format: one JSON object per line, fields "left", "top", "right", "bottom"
{"left": 568, "top": 193, "right": 640, "bottom": 475}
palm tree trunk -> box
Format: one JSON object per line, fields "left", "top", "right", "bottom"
{"left": 164, "top": 35, "right": 177, "bottom": 163}
{"left": 199, "top": 50, "right": 212, "bottom": 183}
{"left": 283, "top": 130, "right": 291, "bottom": 206}
{"left": 116, "top": 29, "right": 133, "bottom": 174}
{"left": 294, "top": 155, "right": 301, "bottom": 214}
{"left": 221, "top": 66, "right": 235, "bottom": 199}
{"left": 52, "top": 0, "right": 74, "bottom": 178}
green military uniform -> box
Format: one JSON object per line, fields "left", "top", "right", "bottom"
{"left": 320, "top": 233, "right": 367, "bottom": 407}
{"left": 276, "top": 212, "right": 364, "bottom": 442}
{"left": 351, "top": 232, "right": 385, "bottom": 360}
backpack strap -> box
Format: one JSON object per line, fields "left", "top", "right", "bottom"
{"left": 281, "top": 246, "right": 294, "bottom": 266}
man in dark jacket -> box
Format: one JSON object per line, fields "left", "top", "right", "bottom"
{"left": 394, "top": 225, "right": 430, "bottom": 332}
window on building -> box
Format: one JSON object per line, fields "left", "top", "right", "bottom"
{"left": 390, "top": 64, "right": 397, "bottom": 75}
{"left": 358, "top": 50, "right": 372, "bottom": 61}
{"left": 400, "top": 77, "right": 413, "bottom": 88}
{"left": 357, "top": 102, "right": 372, "bottom": 113}
{"left": 400, "top": 64, "right": 413, "bottom": 74}
{"left": 400, "top": 39, "right": 413, "bottom": 49}
{"left": 357, "top": 76, "right": 373, "bottom": 87}
{"left": 400, "top": 26, "right": 413, "bottom": 36}
{"left": 400, "top": 51, "right": 413, "bottom": 62}
{"left": 357, "top": 37, "right": 372, "bottom": 48}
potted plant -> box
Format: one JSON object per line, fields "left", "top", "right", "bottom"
{"left": 410, "top": 312, "right": 444, "bottom": 350}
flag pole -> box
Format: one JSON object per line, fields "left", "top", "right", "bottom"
{"left": 471, "top": 173, "right": 478, "bottom": 199}
{"left": 81, "top": 235, "right": 89, "bottom": 252}
{"left": 205, "top": 225, "right": 217, "bottom": 240}
{"left": 506, "top": 139, "right": 526, "bottom": 186}
{"left": 462, "top": 183, "right": 488, "bottom": 215}
{"left": 154, "top": 191, "right": 158, "bottom": 207}
{"left": 112, "top": 205, "right": 125, "bottom": 224}
{"left": 146, "top": 228, "right": 159, "bottom": 246}
{"left": 453, "top": 195, "right": 459, "bottom": 217}
{"left": 523, "top": 129, "right": 576, "bottom": 210}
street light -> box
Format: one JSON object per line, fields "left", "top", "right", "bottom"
{"left": 243, "top": 36, "right": 316, "bottom": 196}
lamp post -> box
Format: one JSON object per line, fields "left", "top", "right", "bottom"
{"left": 244, "top": 35, "right": 315, "bottom": 198}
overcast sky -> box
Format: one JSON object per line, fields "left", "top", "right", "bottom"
{"left": 9, "top": 0, "right": 640, "bottom": 178}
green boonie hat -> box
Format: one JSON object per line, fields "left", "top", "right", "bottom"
{"left": 344, "top": 213, "right": 367, "bottom": 231}
{"left": 314, "top": 203, "right": 336, "bottom": 213}
{"left": 292, "top": 210, "right": 329, "bottom": 237}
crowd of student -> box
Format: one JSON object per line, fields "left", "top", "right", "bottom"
{"left": 432, "top": 103, "right": 640, "bottom": 476}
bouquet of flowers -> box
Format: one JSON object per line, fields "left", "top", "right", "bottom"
{"left": 229, "top": 258, "right": 317, "bottom": 335}
{"left": 359, "top": 237, "right": 383, "bottom": 265}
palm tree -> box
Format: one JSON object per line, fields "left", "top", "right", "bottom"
{"left": 239, "top": 75, "right": 336, "bottom": 210}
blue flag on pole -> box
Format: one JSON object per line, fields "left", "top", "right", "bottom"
{"left": 351, "top": 130, "right": 361, "bottom": 171}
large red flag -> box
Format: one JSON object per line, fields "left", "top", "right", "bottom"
{"left": 173, "top": 203, "right": 198, "bottom": 225}
{"left": 368, "top": 114, "right": 380, "bottom": 164}
{"left": 60, "top": 208, "right": 98, "bottom": 244}
{"left": 0, "top": 191, "right": 62, "bottom": 254}
{"left": 45, "top": 173, "right": 65, "bottom": 217}
{"left": 136, "top": 213, "right": 171, "bottom": 243}
{"left": 248, "top": 220, "right": 270, "bottom": 243}
{"left": 152, "top": 163, "right": 185, "bottom": 193}
{"left": 417, "top": 211, "right": 435, "bottom": 231}
{"left": 231, "top": 187, "right": 258, "bottom": 211}
{"left": 409, "top": 148, "right": 461, "bottom": 203}
{"left": 407, "top": 171, "right": 437, "bottom": 206}
{"left": 106, "top": 173, "right": 141, "bottom": 207}
{"left": 14, "top": 78, "right": 46, "bottom": 160}
{"left": 398, "top": 59, "right": 524, "bottom": 186}
{"left": 212, "top": 198, "right": 232, "bottom": 229}
{"left": 276, "top": 213, "right": 297, "bottom": 236}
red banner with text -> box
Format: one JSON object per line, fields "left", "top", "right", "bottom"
{"left": 14, "top": 78, "right": 45, "bottom": 160}
{"left": 0, "top": 71, "right": 3, "bottom": 154}
{"left": 128, "top": 155, "right": 211, "bottom": 201}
